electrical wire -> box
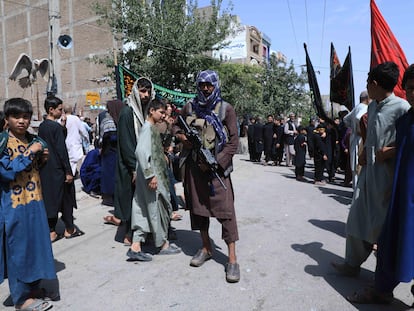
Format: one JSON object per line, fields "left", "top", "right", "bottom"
{"left": 286, "top": 0, "right": 300, "bottom": 60}
{"left": 319, "top": 0, "right": 327, "bottom": 64}
{"left": 304, "top": 0, "right": 309, "bottom": 46}
{"left": 2, "top": 0, "right": 60, "bottom": 16}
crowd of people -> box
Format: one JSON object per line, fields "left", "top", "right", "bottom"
{"left": 1, "top": 61, "right": 414, "bottom": 309}
{"left": 0, "top": 69, "right": 240, "bottom": 310}
{"left": 243, "top": 92, "right": 372, "bottom": 188}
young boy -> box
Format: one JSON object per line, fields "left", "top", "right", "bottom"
{"left": 346, "top": 64, "right": 414, "bottom": 304}
{"left": 313, "top": 125, "right": 328, "bottom": 185}
{"left": 38, "top": 95, "right": 84, "bottom": 242}
{"left": 128, "top": 98, "right": 181, "bottom": 261}
{"left": 294, "top": 125, "right": 307, "bottom": 181}
{"left": 0, "top": 98, "right": 55, "bottom": 310}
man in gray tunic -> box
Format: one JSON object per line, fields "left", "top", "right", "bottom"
{"left": 332, "top": 62, "right": 411, "bottom": 277}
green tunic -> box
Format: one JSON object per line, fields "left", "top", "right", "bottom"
{"left": 131, "top": 121, "right": 171, "bottom": 247}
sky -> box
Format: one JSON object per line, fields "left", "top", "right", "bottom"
{"left": 197, "top": 0, "right": 414, "bottom": 102}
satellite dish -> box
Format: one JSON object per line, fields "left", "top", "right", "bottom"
{"left": 57, "top": 35, "right": 73, "bottom": 49}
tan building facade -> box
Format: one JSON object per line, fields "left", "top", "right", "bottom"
{"left": 212, "top": 23, "right": 270, "bottom": 66}
{"left": 0, "top": 0, "right": 117, "bottom": 119}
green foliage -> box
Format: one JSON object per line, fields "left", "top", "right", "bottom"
{"left": 262, "top": 54, "right": 311, "bottom": 118}
{"left": 213, "top": 63, "right": 263, "bottom": 116}
{"left": 213, "top": 56, "right": 312, "bottom": 120}
{"left": 92, "top": 1, "right": 312, "bottom": 121}
{"left": 93, "top": 0, "right": 234, "bottom": 92}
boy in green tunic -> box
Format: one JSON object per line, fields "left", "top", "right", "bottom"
{"left": 127, "top": 99, "right": 181, "bottom": 261}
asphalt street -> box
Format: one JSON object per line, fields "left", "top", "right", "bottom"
{"left": 1, "top": 154, "right": 413, "bottom": 311}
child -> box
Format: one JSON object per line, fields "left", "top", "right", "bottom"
{"left": 128, "top": 98, "right": 181, "bottom": 261}
{"left": 294, "top": 125, "right": 307, "bottom": 181}
{"left": 313, "top": 125, "right": 328, "bottom": 185}
{"left": 346, "top": 64, "right": 414, "bottom": 304}
{"left": 38, "top": 95, "right": 84, "bottom": 242}
{"left": 0, "top": 98, "right": 55, "bottom": 311}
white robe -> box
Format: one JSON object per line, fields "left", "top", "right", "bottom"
{"left": 65, "top": 114, "right": 89, "bottom": 175}
{"left": 346, "top": 94, "right": 410, "bottom": 243}
{"left": 343, "top": 102, "right": 368, "bottom": 189}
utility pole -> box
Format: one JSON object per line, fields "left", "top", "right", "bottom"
{"left": 48, "top": 0, "right": 61, "bottom": 96}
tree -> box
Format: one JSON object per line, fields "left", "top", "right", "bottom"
{"left": 262, "top": 53, "right": 310, "bottom": 118}
{"left": 93, "top": 0, "right": 234, "bottom": 92}
{"left": 213, "top": 63, "right": 263, "bottom": 116}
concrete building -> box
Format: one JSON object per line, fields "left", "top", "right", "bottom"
{"left": 0, "top": 0, "right": 117, "bottom": 119}
{"left": 212, "top": 23, "right": 267, "bottom": 65}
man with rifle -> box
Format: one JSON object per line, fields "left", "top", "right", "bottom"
{"left": 174, "top": 70, "right": 240, "bottom": 283}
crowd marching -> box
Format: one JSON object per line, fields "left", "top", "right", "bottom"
{"left": 0, "top": 62, "right": 414, "bottom": 310}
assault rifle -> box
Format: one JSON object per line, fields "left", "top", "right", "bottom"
{"left": 177, "top": 115, "right": 227, "bottom": 190}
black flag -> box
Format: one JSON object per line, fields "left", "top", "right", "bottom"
{"left": 330, "top": 46, "right": 355, "bottom": 111}
{"left": 304, "top": 43, "right": 329, "bottom": 121}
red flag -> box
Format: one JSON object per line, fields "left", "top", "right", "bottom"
{"left": 370, "top": 0, "right": 408, "bottom": 98}
{"left": 330, "top": 42, "right": 342, "bottom": 80}
{"left": 330, "top": 42, "right": 341, "bottom": 105}
{"left": 330, "top": 46, "right": 355, "bottom": 111}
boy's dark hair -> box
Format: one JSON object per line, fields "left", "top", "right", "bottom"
{"left": 367, "top": 62, "right": 399, "bottom": 91}
{"left": 44, "top": 95, "right": 63, "bottom": 113}
{"left": 402, "top": 64, "right": 414, "bottom": 89}
{"left": 147, "top": 98, "right": 166, "bottom": 114}
{"left": 4, "top": 98, "right": 33, "bottom": 117}
{"left": 297, "top": 125, "right": 304, "bottom": 132}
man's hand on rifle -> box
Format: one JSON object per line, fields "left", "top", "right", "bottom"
{"left": 176, "top": 133, "right": 193, "bottom": 149}
{"left": 198, "top": 159, "right": 210, "bottom": 172}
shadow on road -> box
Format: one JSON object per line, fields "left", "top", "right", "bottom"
{"left": 291, "top": 242, "right": 410, "bottom": 311}
{"left": 317, "top": 186, "right": 353, "bottom": 206}
{"left": 309, "top": 219, "right": 346, "bottom": 238}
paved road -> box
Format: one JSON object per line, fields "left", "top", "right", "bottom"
{"left": 1, "top": 154, "right": 413, "bottom": 310}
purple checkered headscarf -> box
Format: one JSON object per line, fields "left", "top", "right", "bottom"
{"left": 196, "top": 70, "right": 221, "bottom": 107}
{"left": 192, "top": 70, "right": 227, "bottom": 151}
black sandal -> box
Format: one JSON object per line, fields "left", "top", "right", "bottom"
{"left": 64, "top": 228, "right": 85, "bottom": 239}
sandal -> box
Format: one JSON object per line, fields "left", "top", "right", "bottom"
{"left": 50, "top": 232, "right": 63, "bottom": 243}
{"left": 123, "top": 236, "right": 132, "bottom": 246}
{"left": 15, "top": 298, "right": 52, "bottom": 311}
{"left": 346, "top": 287, "right": 393, "bottom": 304}
{"left": 103, "top": 215, "right": 121, "bottom": 226}
{"left": 171, "top": 212, "right": 182, "bottom": 221}
{"left": 158, "top": 243, "right": 181, "bottom": 255}
{"left": 64, "top": 228, "right": 85, "bottom": 239}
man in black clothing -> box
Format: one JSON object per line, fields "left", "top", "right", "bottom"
{"left": 273, "top": 117, "right": 284, "bottom": 165}
{"left": 247, "top": 117, "right": 256, "bottom": 161}
{"left": 263, "top": 114, "right": 276, "bottom": 164}
{"left": 252, "top": 117, "right": 264, "bottom": 162}
{"left": 306, "top": 117, "right": 317, "bottom": 159}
